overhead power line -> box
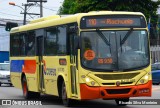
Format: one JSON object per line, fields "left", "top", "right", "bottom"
{"left": 0, "top": 11, "right": 22, "bottom": 17}
{"left": 36, "top": 3, "right": 56, "bottom": 11}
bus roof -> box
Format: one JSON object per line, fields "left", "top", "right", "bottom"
{"left": 10, "top": 11, "right": 145, "bottom": 33}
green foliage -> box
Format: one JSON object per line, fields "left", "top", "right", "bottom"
{"left": 58, "top": 0, "right": 77, "bottom": 14}
{"left": 58, "top": 0, "right": 160, "bottom": 25}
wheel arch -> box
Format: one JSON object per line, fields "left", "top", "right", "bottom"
{"left": 21, "top": 72, "right": 26, "bottom": 86}
{"left": 57, "top": 75, "right": 65, "bottom": 98}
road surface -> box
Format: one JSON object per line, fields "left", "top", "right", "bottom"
{"left": 0, "top": 84, "right": 160, "bottom": 108}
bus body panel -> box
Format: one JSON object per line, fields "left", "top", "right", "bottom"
{"left": 10, "top": 57, "right": 39, "bottom": 92}
{"left": 43, "top": 56, "right": 69, "bottom": 96}
{"left": 80, "top": 80, "right": 152, "bottom": 100}
{"left": 10, "top": 72, "right": 21, "bottom": 89}
{"left": 9, "top": 11, "right": 151, "bottom": 102}
{"left": 78, "top": 53, "right": 152, "bottom": 100}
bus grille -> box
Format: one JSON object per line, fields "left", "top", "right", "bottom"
{"left": 95, "top": 72, "right": 139, "bottom": 80}
{"left": 106, "top": 88, "right": 131, "bottom": 94}
{"left": 102, "top": 82, "right": 133, "bottom": 85}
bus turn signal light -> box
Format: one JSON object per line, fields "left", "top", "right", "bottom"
{"left": 59, "top": 59, "right": 67, "bottom": 65}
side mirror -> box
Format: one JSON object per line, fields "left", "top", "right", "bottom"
{"left": 5, "top": 22, "right": 18, "bottom": 31}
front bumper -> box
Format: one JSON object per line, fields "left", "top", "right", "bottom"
{"left": 0, "top": 78, "right": 11, "bottom": 84}
{"left": 80, "top": 80, "right": 152, "bottom": 100}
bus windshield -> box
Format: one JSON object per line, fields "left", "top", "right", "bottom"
{"left": 81, "top": 30, "right": 149, "bottom": 71}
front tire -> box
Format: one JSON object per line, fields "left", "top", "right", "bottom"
{"left": 22, "top": 76, "right": 40, "bottom": 99}
{"left": 61, "top": 81, "right": 73, "bottom": 107}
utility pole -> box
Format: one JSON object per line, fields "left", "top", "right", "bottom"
{"left": 21, "top": 3, "right": 39, "bottom": 25}
{"left": 23, "top": 4, "right": 27, "bottom": 25}
{"left": 40, "top": 0, "right": 43, "bottom": 17}
{"left": 9, "top": 2, "right": 40, "bottom": 25}
{"left": 27, "top": 0, "right": 47, "bottom": 18}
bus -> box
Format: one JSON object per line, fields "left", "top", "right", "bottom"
{"left": 9, "top": 11, "right": 151, "bottom": 106}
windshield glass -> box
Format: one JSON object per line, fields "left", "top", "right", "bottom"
{"left": 81, "top": 30, "right": 149, "bottom": 71}
{"left": 0, "top": 64, "right": 10, "bottom": 71}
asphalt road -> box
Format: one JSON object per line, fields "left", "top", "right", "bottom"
{"left": 0, "top": 84, "right": 160, "bottom": 108}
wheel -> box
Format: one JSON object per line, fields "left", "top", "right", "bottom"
{"left": 22, "top": 76, "right": 31, "bottom": 99}
{"left": 61, "top": 81, "right": 73, "bottom": 107}
{"left": 0, "top": 83, "right": 1, "bottom": 86}
{"left": 9, "top": 83, "right": 13, "bottom": 87}
{"left": 22, "top": 76, "right": 40, "bottom": 99}
{"left": 115, "top": 98, "right": 129, "bottom": 106}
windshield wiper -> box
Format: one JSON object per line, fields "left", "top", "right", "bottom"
{"left": 120, "top": 28, "right": 133, "bottom": 45}
{"left": 96, "top": 29, "right": 110, "bottom": 46}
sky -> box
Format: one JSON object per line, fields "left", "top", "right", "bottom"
{"left": 0, "top": 0, "right": 64, "bottom": 21}
{"left": 1, "top": 0, "right": 160, "bottom": 21}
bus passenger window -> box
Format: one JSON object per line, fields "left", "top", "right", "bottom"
{"left": 11, "top": 35, "right": 20, "bottom": 56}
{"left": 57, "top": 26, "right": 67, "bottom": 55}
{"left": 19, "top": 33, "right": 26, "bottom": 56}
{"left": 26, "top": 32, "right": 35, "bottom": 56}
{"left": 44, "top": 27, "right": 58, "bottom": 55}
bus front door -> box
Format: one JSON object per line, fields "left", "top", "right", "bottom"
{"left": 36, "top": 36, "right": 45, "bottom": 92}
{"left": 69, "top": 34, "right": 78, "bottom": 97}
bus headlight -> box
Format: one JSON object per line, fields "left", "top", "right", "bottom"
{"left": 137, "top": 73, "right": 150, "bottom": 85}
{"left": 81, "top": 75, "right": 99, "bottom": 86}
{"left": 144, "top": 75, "right": 149, "bottom": 80}
{"left": 85, "top": 77, "right": 90, "bottom": 82}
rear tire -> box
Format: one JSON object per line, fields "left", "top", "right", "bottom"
{"left": 0, "top": 83, "right": 1, "bottom": 86}
{"left": 61, "top": 81, "right": 73, "bottom": 107}
{"left": 22, "top": 76, "right": 40, "bottom": 99}
{"left": 115, "top": 98, "right": 129, "bottom": 106}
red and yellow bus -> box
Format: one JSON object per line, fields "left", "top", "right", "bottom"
{"left": 9, "top": 11, "right": 151, "bottom": 106}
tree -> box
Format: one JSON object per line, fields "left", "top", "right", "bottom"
{"left": 58, "top": 0, "right": 76, "bottom": 14}
{"left": 59, "top": 0, "right": 160, "bottom": 24}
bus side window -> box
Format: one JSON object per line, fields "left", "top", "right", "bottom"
{"left": 26, "top": 31, "right": 36, "bottom": 56}
{"left": 67, "top": 23, "right": 78, "bottom": 61}
{"left": 19, "top": 33, "right": 26, "bottom": 56}
{"left": 10, "top": 34, "right": 20, "bottom": 56}
{"left": 44, "top": 27, "right": 58, "bottom": 56}
{"left": 57, "top": 26, "right": 67, "bottom": 55}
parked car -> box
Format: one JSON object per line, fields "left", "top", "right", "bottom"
{"left": 151, "top": 62, "right": 160, "bottom": 85}
{"left": 0, "top": 63, "right": 12, "bottom": 86}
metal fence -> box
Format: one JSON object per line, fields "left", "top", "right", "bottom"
{"left": 150, "top": 39, "right": 160, "bottom": 46}
{"left": 150, "top": 46, "right": 160, "bottom": 63}
{"left": 150, "top": 39, "right": 160, "bottom": 63}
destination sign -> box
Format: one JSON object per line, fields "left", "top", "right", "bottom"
{"left": 80, "top": 15, "right": 146, "bottom": 29}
